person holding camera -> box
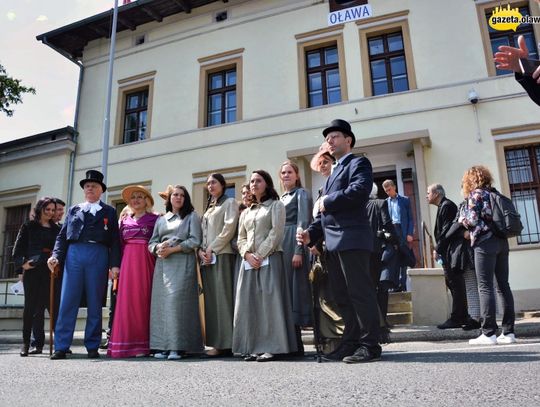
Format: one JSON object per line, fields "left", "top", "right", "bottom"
{"left": 12, "top": 197, "right": 60, "bottom": 356}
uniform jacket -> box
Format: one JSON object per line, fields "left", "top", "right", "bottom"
{"left": 307, "top": 154, "right": 374, "bottom": 252}
{"left": 434, "top": 197, "right": 458, "bottom": 257}
{"left": 52, "top": 201, "right": 121, "bottom": 268}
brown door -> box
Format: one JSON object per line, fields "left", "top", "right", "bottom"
{"left": 1, "top": 204, "right": 31, "bottom": 279}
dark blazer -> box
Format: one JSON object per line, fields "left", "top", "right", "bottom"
{"left": 307, "top": 154, "right": 373, "bottom": 252}
{"left": 12, "top": 221, "right": 61, "bottom": 270}
{"left": 52, "top": 201, "right": 121, "bottom": 268}
{"left": 434, "top": 197, "right": 458, "bottom": 257}
{"left": 515, "top": 72, "right": 540, "bottom": 107}
{"left": 386, "top": 194, "right": 414, "bottom": 240}
{"left": 366, "top": 198, "right": 396, "bottom": 254}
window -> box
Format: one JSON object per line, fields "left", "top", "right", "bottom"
{"left": 504, "top": 144, "right": 540, "bottom": 245}
{"left": 115, "top": 71, "right": 154, "bottom": 145}
{"left": 306, "top": 45, "right": 342, "bottom": 107}
{"left": 477, "top": 1, "right": 540, "bottom": 77}
{"left": 1, "top": 204, "right": 31, "bottom": 279}
{"left": 358, "top": 11, "right": 416, "bottom": 97}
{"left": 198, "top": 49, "right": 243, "bottom": 128}
{"left": 207, "top": 68, "right": 237, "bottom": 126}
{"left": 296, "top": 26, "right": 348, "bottom": 109}
{"left": 487, "top": 5, "right": 538, "bottom": 76}
{"left": 123, "top": 89, "right": 148, "bottom": 143}
{"left": 367, "top": 31, "right": 409, "bottom": 96}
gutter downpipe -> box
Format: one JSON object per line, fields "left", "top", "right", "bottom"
{"left": 42, "top": 37, "right": 84, "bottom": 207}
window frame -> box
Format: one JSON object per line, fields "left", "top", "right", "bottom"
{"left": 494, "top": 126, "right": 540, "bottom": 250}
{"left": 114, "top": 71, "right": 155, "bottom": 145}
{"left": 296, "top": 26, "right": 348, "bottom": 109}
{"left": 358, "top": 11, "right": 416, "bottom": 97}
{"left": 476, "top": 0, "right": 540, "bottom": 77}
{"left": 206, "top": 68, "right": 238, "bottom": 127}
{"left": 198, "top": 49, "right": 244, "bottom": 128}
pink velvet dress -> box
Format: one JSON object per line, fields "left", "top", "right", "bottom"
{"left": 107, "top": 213, "right": 159, "bottom": 358}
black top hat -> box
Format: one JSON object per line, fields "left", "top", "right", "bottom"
{"left": 79, "top": 170, "right": 107, "bottom": 192}
{"left": 322, "top": 119, "right": 356, "bottom": 148}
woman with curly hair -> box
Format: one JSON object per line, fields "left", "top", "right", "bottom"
{"left": 459, "top": 165, "right": 516, "bottom": 345}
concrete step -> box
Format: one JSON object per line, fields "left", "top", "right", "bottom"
{"left": 388, "top": 291, "right": 412, "bottom": 303}
{"left": 0, "top": 307, "right": 109, "bottom": 331}
{"left": 387, "top": 312, "right": 413, "bottom": 325}
{"left": 388, "top": 302, "right": 412, "bottom": 313}
{"left": 516, "top": 310, "right": 540, "bottom": 319}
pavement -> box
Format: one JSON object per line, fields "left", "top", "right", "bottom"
{"left": 1, "top": 317, "right": 539, "bottom": 346}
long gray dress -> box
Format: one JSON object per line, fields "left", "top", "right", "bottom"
{"left": 232, "top": 199, "right": 297, "bottom": 355}
{"left": 200, "top": 196, "right": 239, "bottom": 349}
{"left": 280, "top": 187, "right": 313, "bottom": 326}
{"left": 148, "top": 211, "right": 203, "bottom": 353}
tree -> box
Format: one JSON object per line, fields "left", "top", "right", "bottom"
{"left": 0, "top": 63, "right": 36, "bottom": 117}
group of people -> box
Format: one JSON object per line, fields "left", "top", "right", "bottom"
{"left": 12, "top": 118, "right": 517, "bottom": 364}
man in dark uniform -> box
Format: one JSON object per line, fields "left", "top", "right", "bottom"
{"left": 298, "top": 119, "right": 381, "bottom": 363}
{"left": 48, "top": 170, "right": 120, "bottom": 359}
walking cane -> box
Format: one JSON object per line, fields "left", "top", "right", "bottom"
{"left": 49, "top": 264, "right": 59, "bottom": 356}
{"left": 194, "top": 252, "right": 206, "bottom": 343}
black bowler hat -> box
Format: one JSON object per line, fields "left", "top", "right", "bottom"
{"left": 79, "top": 170, "right": 107, "bottom": 192}
{"left": 322, "top": 119, "right": 356, "bottom": 148}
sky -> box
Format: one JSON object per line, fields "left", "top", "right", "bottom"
{"left": 0, "top": 0, "right": 115, "bottom": 143}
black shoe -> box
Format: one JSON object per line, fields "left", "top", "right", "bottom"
{"left": 437, "top": 319, "right": 463, "bottom": 329}
{"left": 28, "top": 347, "right": 43, "bottom": 355}
{"left": 66, "top": 349, "right": 73, "bottom": 355}
{"left": 20, "top": 345, "right": 29, "bottom": 357}
{"left": 87, "top": 350, "right": 100, "bottom": 359}
{"left": 50, "top": 350, "right": 66, "bottom": 360}
{"left": 342, "top": 346, "right": 381, "bottom": 364}
{"left": 379, "top": 327, "right": 392, "bottom": 344}
{"left": 462, "top": 318, "right": 481, "bottom": 331}
{"left": 99, "top": 339, "right": 109, "bottom": 350}
{"left": 321, "top": 345, "right": 357, "bottom": 362}
{"left": 243, "top": 354, "right": 257, "bottom": 362}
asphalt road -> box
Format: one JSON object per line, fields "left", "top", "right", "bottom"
{"left": 1, "top": 339, "right": 539, "bottom": 407}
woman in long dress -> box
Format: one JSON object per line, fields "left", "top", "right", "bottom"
{"left": 148, "top": 185, "right": 203, "bottom": 360}
{"left": 278, "top": 160, "right": 313, "bottom": 355}
{"left": 107, "top": 185, "right": 158, "bottom": 358}
{"left": 198, "top": 173, "right": 239, "bottom": 357}
{"left": 233, "top": 170, "right": 297, "bottom": 362}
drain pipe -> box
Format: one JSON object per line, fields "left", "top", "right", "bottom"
{"left": 42, "top": 37, "right": 84, "bottom": 206}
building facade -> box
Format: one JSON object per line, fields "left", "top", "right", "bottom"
{"left": 1, "top": 0, "right": 540, "bottom": 310}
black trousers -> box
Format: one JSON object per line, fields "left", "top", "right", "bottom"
{"left": 31, "top": 272, "right": 61, "bottom": 347}
{"left": 22, "top": 267, "right": 50, "bottom": 347}
{"left": 444, "top": 267, "right": 469, "bottom": 324}
{"left": 474, "top": 235, "right": 515, "bottom": 336}
{"left": 325, "top": 249, "right": 381, "bottom": 351}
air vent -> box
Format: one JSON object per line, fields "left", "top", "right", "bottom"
{"left": 215, "top": 10, "right": 228, "bottom": 22}
{"left": 134, "top": 34, "right": 146, "bottom": 46}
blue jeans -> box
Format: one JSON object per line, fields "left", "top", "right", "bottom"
{"left": 473, "top": 235, "right": 514, "bottom": 337}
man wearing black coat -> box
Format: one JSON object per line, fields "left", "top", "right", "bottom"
{"left": 427, "top": 184, "right": 471, "bottom": 329}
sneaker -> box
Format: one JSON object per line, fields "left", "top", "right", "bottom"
{"left": 154, "top": 352, "right": 168, "bottom": 359}
{"left": 167, "top": 351, "right": 182, "bottom": 360}
{"left": 469, "top": 334, "right": 497, "bottom": 345}
{"left": 497, "top": 333, "right": 517, "bottom": 344}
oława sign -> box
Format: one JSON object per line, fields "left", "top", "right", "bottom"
{"left": 328, "top": 0, "right": 373, "bottom": 26}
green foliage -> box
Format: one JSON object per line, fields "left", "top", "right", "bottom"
{"left": 0, "top": 63, "right": 36, "bottom": 117}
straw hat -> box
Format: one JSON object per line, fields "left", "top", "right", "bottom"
{"left": 121, "top": 185, "right": 154, "bottom": 207}
{"left": 310, "top": 142, "right": 335, "bottom": 171}
{"left": 158, "top": 184, "right": 174, "bottom": 201}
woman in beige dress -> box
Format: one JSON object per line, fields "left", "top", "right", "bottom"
{"left": 198, "top": 173, "right": 239, "bottom": 357}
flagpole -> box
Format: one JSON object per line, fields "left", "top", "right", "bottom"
{"left": 101, "top": 0, "right": 119, "bottom": 201}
